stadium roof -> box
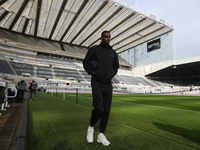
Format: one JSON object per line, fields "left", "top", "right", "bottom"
{"left": 133, "top": 56, "right": 200, "bottom": 79}
{"left": 0, "top": 0, "right": 174, "bottom": 53}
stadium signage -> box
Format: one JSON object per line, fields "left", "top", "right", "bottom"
{"left": 147, "top": 38, "right": 161, "bottom": 52}
{"left": 55, "top": 77, "right": 63, "bottom": 80}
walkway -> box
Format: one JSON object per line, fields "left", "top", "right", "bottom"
{"left": 0, "top": 92, "right": 29, "bottom": 150}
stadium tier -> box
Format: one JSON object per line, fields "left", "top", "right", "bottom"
{"left": 0, "top": 28, "right": 198, "bottom": 94}
{"left": 0, "top": 28, "right": 131, "bottom": 68}
{"left": 0, "top": 47, "right": 194, "bottom": 94}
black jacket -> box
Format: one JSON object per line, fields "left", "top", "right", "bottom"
{"left": 29, "top": 81, "right": 38, "bottom": 91}
{"left": 17, "top": 80, "right": 27, "bottom": 91}
{"left": 83, "top": 42, "right": 119, "bottom": 84}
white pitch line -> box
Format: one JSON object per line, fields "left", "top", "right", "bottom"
{"left": 113, "top": 100, "right": 200, "bottom": 114}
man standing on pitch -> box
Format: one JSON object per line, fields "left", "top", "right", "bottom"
{"left": 83, "top": 31, "right": 119, "bottom": 146}
{"left": 29, "top": 79, "right": 38, "bottom": 101}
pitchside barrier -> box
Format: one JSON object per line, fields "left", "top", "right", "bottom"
{"left": 46, "top": 88, "right": 80, "bottom": 104}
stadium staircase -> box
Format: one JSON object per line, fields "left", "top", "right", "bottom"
{"left": 7, "top": 60, "right": 17, "bottom": 75}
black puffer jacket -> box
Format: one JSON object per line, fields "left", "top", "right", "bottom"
{"left": 83, "top": 42, "right": 119, "bottom": 84}
{"left": 17, "top": 80, "right": 27, "bottom": 91}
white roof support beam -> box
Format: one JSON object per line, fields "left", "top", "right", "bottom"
{"left": 62, "top": 0, "right": 103, "bottom": 43}
{"left": 0, "top": 0, "right": 24, "bottom": 29}
{"left": 37, "top": 0, "right": 53, "bottom": 37}
{"left": 12, "top": 0, "right": 36, "bottom": 32}
{"left": 74, "top": 1, "right": 120, "bottom": 45}
{"left": 113, "top": 23, "right": 163, "bottom": 50}
{"left": 82, "top": 7, "right": 134, "bottom": 47}
{"left": 0, "top": 0, "right": 174, "bottom": 54}
{"left": 59, "top": 0, "right": 87, "bottom": 41}
{"left": 110, "top": 19, "right": 155, "bottom": 46}
{"left": 116, "top": 27, "right": 172, "bottom": 53}
{"left": 51, "top": 0, "right": 84, "bottom": 40}
{"left": 25, "top": 0, "right": 38, "bottom": 35}
{"left": 43, "top": 0, "right": 63, "bottom": 38}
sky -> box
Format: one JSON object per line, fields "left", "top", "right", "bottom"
{"left": 124, "top": 0, "right": 200, "bottom": 60}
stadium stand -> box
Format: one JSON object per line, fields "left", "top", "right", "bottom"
{"left": 0, "top": 59, "right": 14, "bottom": 75}
{"left": 0, "top": 47, "right": 194, "bottom": 95}
{"left": 10, "top": 62, "right": 34, "bottom": 76}
{"left": 0, "top": 22, "right": 198, "bottom": 95}
{"left": 79, "top": 70, "right": 91, "bottom": 82}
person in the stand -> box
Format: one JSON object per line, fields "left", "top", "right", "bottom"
{"left": 41, "top": 86, "right": 44, "bottom": 92}
{"left": 83, "top": 31, "right": 119, "bottom": 146}
{"left": 29, "top": 79, "right": 38, "bottom": 101}
{"left": 17, "top": 79, "right": 27, "bottom": 99}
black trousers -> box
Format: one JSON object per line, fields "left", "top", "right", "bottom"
{"left": 90, "top": 78, "right": 113, "bottom": 133}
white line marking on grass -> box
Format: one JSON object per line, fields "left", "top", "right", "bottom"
{"left": 113, "top": 100, "right": 200, "bottom": 114}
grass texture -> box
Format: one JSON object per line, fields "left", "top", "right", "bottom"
{"left": 29, "top": 92, "right": 200, "bottom": 150}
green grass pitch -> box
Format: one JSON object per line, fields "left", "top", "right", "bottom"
{"left": 29, "top": 92, "right": 200, "bottom": 150}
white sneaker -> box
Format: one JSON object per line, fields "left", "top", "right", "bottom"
{"left": 97, "top": 133, "right": 110, "bottom": 146}
{"left": 86, "top": 126, "right": 94, "bottom": 143}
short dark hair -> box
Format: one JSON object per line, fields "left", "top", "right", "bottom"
{"left": 101, "top": 31, "right": 110, "bottom": 37}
